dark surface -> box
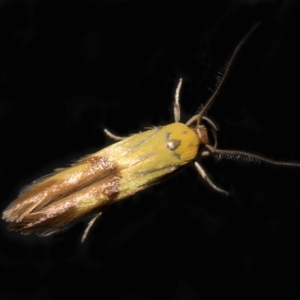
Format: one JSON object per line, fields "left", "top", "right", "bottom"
{"left": 1, "top": 0, "right": 300, "bottom": 299}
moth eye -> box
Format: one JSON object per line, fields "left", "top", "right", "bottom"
{"left": 167, "top": 139, "right": 181, "bottom": 151}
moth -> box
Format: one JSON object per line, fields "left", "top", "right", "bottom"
{"left": 3, "top": 25, "right": 299, "bottom": 242}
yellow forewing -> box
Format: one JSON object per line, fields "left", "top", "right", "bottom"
{"left": 99, "top": 123, "right": 200, "bottom": 198}
{"left": 2, "top": 123, "right": 200, "bottom": 235}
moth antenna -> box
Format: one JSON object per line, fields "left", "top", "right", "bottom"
{"left": 209, "top": 147, "right": 300, "bottom": 167}
{"left": 186, "top": 23, "right": 260, "bottom": 127}
{"left": 174, "top": 78, "right": 182, "bottom": 122}
{"left": 202, "top": 116, "right": 218, "bottom": 131}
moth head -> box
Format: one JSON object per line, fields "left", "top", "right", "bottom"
{"left": 186, "top": 112, "right": 218, "bottom": 157}
{"left": 191, "top": 125, "right": 209, "bottom": 146}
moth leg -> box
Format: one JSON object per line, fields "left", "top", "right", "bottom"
{"left": 81, "top": 211, "right": 102, "bottom": 243}
{"left": 104, "top": 129, "right": 127, "bottom": 140}
{"left": 194, "top": 162, "right": 229, "bottom": 195}
{"left": 174, "top": 78, "right": 182, "bottom": 123}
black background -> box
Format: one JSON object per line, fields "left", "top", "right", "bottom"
{"left": 1, "top": 0, "right": 300, "bottom": 299}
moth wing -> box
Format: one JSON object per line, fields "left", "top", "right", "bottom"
{"left": 2, "top": 154, "right": 118, "bottom": 223}
{"left": 7, "top": 170, "right": 120, "bottom": 235}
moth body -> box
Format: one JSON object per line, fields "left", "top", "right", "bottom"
{"left": 2, "top": 123, "right": 205, "bottom": 236}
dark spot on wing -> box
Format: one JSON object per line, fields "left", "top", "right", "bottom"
{"left": 171, "top": 152, "right": 181, "bottom": 159}
{"left": 165, "top": 131, "right": 181, "bottom": 159}
{"left": 126, "top": 127, "right": 161, "bottom": 154}
{"left": 136, "top": 165, "right": 178, "bottom": 176}
{"left": 167, "top": 139, "right": 181, "bottom": 151}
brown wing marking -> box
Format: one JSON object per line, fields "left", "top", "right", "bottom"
{"left": 2, "top": 156, "right": 118, "bottom": 223}
{"left": 7, "top": 171, "right": 121, "bottom": 236}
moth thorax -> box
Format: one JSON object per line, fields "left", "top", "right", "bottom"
{"left": 196, "top": 126, "right": 208, "bottom": 145}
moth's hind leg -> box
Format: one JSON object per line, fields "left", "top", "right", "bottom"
{"left": 104, "top": 129, "right": 128, "bottom": 141}
{"left": 81, "top": 211, "right": 103, "bottom": 243}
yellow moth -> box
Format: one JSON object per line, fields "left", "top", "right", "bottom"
{"left": 3, "top": 25, "right": 299, "bottom": 242}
